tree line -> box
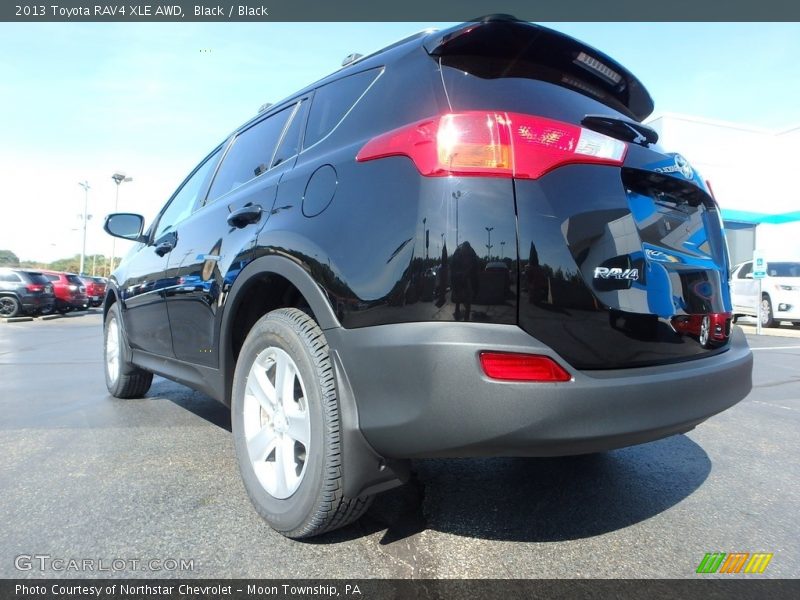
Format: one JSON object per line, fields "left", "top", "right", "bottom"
{"left": 0, "top": 249, "right": 113, "bottom": 277}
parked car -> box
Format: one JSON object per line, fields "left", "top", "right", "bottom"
{"left": 0, "top": 268, "right": 55, "bottom": 317}
{"left": 40, "top": 271, "right": 89, "bottom": 313}
{"left": 101, "top": 16, "right": 753, "bottom": 539}
{"left": 731, "top": 260, "right": 800, "bottom": 327}
{"left": 80, "top": 276, "right": 107, "bottom": 307}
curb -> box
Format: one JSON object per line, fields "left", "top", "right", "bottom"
{"left": 2, "top": 316, "right": 34, "bottom": 323}
{"left": 40, "top": 314, "right": 62, "bottom": 321}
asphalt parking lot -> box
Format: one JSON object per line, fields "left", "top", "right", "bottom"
{"left": 1, "top": 312, "right": 798, "bottom": 579}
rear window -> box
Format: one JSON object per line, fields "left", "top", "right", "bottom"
{"left": 441, "top": 65, "right": 633, "bottom": 128}
{"left": 430, "top": 21, "right": 652, "bottom": 121}
{"left": 768, "top": 262, "right": 800, "bottom": 277}
{"left": 44, "top": 274, "right": 59, "bottom": 282}
{"left": 66, "top": 275, "right": 83, "bottom": 285}
{"left": 24, "top": 273, "right": 49, "bottom": 285}
{"left": 304, "top": 68, "right": 382, "bottom": 148}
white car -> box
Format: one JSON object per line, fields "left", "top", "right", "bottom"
{"left": 731, "top": 260, "right": 800, "bottom": 327}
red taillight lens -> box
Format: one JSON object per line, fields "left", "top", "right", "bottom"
{"left": 26, "top": 284, "right": 44, "bottom": 292}
{"left": 479, "top": 352, "right": 572, "bottom": 382}
{"left": 356, "top": 111, "right": 627, "bottom": 179}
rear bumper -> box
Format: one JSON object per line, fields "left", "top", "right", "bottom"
{"left": 327, "top": 322, "right": 752, "bottom": 459}
{"left": 21, "top": 296, "right": 55, "bottom": 313}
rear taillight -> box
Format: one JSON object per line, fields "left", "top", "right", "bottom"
{"left": 356, "top": 111, "right": 627, "bottom": 179}
{"left": 479, "top": 352, "right": 572, "bottom": 382}
{"left": 26, "top": 284, "right": 44, "bottom": 292}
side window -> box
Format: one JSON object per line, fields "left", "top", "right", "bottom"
{"left": 206, "top": 105, "right": 294, "bottom": 202}
{"left": 45, "top": 274, "right": 59, "bottom": 282}
{"left": 737, "top": 262, "right": 752, "bottom": 279}
{"left": 304, "top": 68, "right": 381, "bottom": 148}
{"left": 0, "top": 273, "right": 21, "bottom": 282}
{"left": 271, "top": 100, "right": 309, "bottom": 169}
{"left": 154, "top": 149, "right": 221, "bottom": 239}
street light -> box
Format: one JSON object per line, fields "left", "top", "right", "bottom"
{"left": 485, "top": 226, "right": 494, "bottom": 260}
{"left": 500, "top": 241, "right": 506, "bottom": 259}
{"left": 78, "top": 181, "right": 90, "bottom": 275}
{"left": 110, "top": 172, "right": 133, "bottom": 273}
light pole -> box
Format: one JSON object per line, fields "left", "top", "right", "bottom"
{"left": 110, "top": 172, "right": 133, "bottom": 272}
{"left": 500, "top": 241, "right": 506, "bottom": 259}
{"left": 78, "top": 181, "right": 90, "bottom": 275}
{"left": 485, "top": 226, "right": 494, "bottom": 260}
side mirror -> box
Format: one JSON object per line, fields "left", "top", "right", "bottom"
{"left": 745, "top": 272, "right": 754, "bottom": 279}
{"left": 104, "top": 213, "right": 146, "bottom": 242}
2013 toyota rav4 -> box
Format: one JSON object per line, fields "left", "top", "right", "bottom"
{"left": 102, "top": 17, "right": 753, "bottom": 538}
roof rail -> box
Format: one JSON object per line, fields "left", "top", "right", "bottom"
{"left": 341, "top": 53, "right": 363, "bottom": 68}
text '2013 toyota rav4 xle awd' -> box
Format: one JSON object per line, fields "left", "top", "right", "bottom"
{"left": 103, "top": 17, "right": 753, "bottom": 538}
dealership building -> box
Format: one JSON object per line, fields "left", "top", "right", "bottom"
{"left": 646, "top": 113, "right": 800, "bottom": 266}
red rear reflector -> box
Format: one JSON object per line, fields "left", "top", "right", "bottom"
{"left": 356, "top": 111, "right": 627, "bottom": 179}
{"left": 479, "top": 352, "right": 572, "bottom": 382}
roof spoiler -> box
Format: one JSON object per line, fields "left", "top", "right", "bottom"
{"left": 423, "top": 17, "right": 654, "bottom": 121}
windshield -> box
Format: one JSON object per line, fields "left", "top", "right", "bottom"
{"left": 768, "top": 262, "right": 800, "bottom": 277}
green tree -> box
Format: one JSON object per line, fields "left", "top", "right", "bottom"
{"left": 0, "top": 249, "right": 20, "bottom": 267}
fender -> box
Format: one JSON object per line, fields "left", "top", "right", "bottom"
{"left": 219, "top": 254, "right": 341, "bottom": 406}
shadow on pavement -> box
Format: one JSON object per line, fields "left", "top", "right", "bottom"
{"left": 316, "top": 433, "right": 710, "bottom": 544}
{"left": 151, "top": 379, "right": 232, "bottom": 432}
{"left": 152, "top": 382, "right": 710, "bottom": 546}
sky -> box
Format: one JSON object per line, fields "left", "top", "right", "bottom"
{"left": 1, "top": 22, "right": 799, "bottom": 265}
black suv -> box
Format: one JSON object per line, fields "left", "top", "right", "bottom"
{"left": 103, "top": 17, "right": 753, "bottom": 538}
{"left": 0, "top": 268, "right": 55, "bottom": 317}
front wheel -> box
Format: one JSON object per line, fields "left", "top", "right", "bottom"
{"left": 231, "top": 308, "right": 372, "bottom": 539}
{"left": 761, "top": 295, "right": 777, "bottom": 328}
{"left": 104, "top": 303, "right": 153, "bottom": 398}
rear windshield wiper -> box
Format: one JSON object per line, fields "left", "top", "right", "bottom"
{"left": 581, "top": 114, "right": 658, "bottom": 147}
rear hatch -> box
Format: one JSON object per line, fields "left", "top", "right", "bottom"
{"left": 431, "top": 18, "right": 732, "bottom": 369}
{"left": 66, "top": 274, "right": 87, "bottom": 299}
{"left": 24, "top": 273, "right": 55, "bottom": 298}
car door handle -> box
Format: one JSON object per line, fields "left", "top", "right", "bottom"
{"left": 154, "top": 240, "right": 174, "bottom": 256}
{"left": 227, "top": 204, "right": 262, "bottom": 229}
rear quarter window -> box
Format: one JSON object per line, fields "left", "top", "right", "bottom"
{"left": 304, "top": 68, "right": 382, "bottom": 148}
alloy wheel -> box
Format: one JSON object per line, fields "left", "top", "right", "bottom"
{"left": 243, "top": 347, "right": 311, "bottom": 499}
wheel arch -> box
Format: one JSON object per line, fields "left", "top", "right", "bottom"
{"left": 220, "top": 255, "right": 341, "bottom": 407}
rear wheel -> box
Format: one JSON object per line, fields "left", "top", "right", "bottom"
{"left": 761, "top": 295, "right": 777, "bottom": 328}
{"left": 104, "top": 303, "right": 153, "bottom": 398}
{"left": 232, "top": 307, "right": 372, "bottom": 538}
{"left": 0, "top": 296, "right": 21, "bottom": 318}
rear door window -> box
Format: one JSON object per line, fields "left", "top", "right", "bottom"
{"left": 206, "top": 105, "right": 295, "bottom": 202}
{"left": 304, "top": 68, "right": 381, "bottom": 148}
{"left": 0, "top": 273, "right": 21, "bottom": 282}
{"left": 271, "top": 100, "right": 309, "bottom": 169}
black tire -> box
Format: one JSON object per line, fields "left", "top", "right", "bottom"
{"left": 232, "top": 307, "right": 372, "bottom": 538}
{"left": 0, "top": 295, "right": 21, "bottom": 318}
{"left": 103, "top": 303, "right": 153, "bottom": 398}
{"left": 761, "top": 294, "right": 777, "bottom": 328}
